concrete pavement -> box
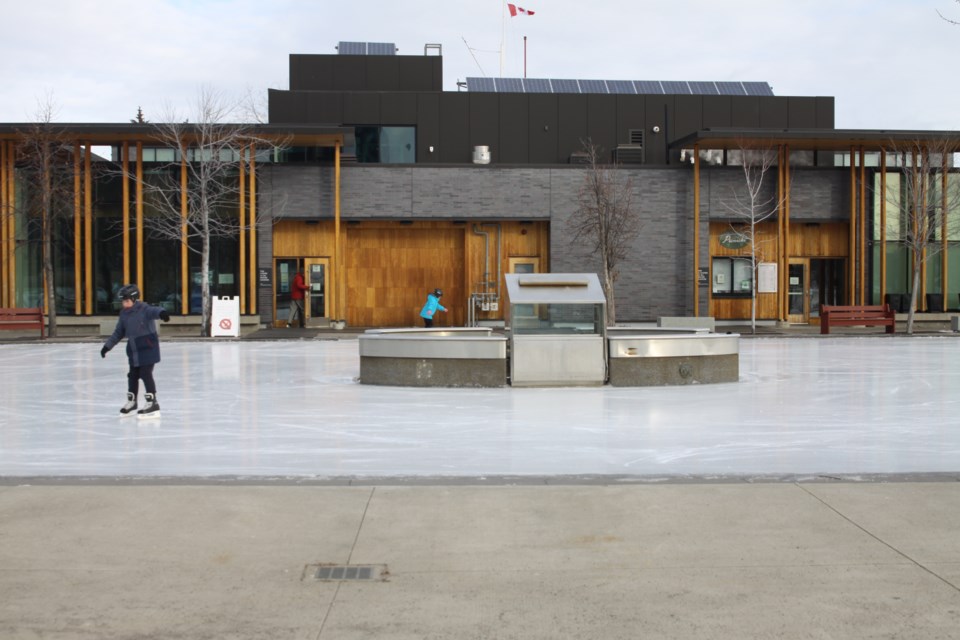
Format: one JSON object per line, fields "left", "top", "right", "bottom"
{"left": 2, "top": 480, "right": 959, "bottom": 639}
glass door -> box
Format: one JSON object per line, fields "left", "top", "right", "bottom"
{"left": 788, "top": 260, "right": 808, "bottom": 324}
{"left": 304, "top": 258, "right": 329, "bottom": 327}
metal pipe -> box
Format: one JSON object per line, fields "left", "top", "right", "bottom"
{"left": 472, "top": 224, "right": 490, "bottom": 293}
{"left": 482, "top": 222, "right": 502, "bottom": 301}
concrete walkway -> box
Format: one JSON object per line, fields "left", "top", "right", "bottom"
{"left": 2, "top": 481, "right": 959, "bottom": 639}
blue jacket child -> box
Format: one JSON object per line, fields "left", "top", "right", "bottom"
{"left": 101, "top": 284, "right": 170, "bottom": 419}
{"left": 419, "top": 288, "right": 447, "bottom": 327}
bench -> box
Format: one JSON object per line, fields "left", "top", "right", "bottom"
{"left": 820, "top": 304, "right": 895, "bottom": 335}
{"left": 0, "top": 307, "right": 46, "bottom": 338}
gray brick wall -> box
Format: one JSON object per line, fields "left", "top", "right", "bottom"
{"left": 256, "top": 163, "right": 850, "bottom": 324}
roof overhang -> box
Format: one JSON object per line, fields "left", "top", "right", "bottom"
{"left": 672, "top": 127, "right": 960, "bottom": 151}
{"left": 0, "top": 123, "right": 351, "bottom": 146}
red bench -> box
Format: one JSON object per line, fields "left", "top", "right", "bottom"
{"left": 0, "top": 307, "right": 46, "bottom": 338}
{"left": 820, "top": 304, "right": 895, "bottom": 335}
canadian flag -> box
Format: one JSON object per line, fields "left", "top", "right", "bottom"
{"left": 508, "top": 3, "right": 535, "bottom": 17}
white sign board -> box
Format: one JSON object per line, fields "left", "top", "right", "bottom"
{"left": 757, "top": 262, "right": 778, "bottom": 293}
{"left": 211, "top": 296, "right": 241, "bottom": 337}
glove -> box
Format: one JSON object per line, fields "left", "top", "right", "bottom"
{"left": 159, "top": 310, "right": 171, "bottom": 322}
{"left": 100, "top": 346, "right": 109, "bottom": 359}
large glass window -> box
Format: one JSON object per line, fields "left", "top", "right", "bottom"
{"left": 712, "top": 257, "right": 753, "bottom": 297}
{"left": 511, "top": 303, "right": 603, "bottom": 335}
{"left": 354, "top": 126, "right": 415, "bottom": 164}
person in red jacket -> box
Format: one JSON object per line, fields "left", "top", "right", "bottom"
{"left": 287, "top": 268, "right": 308, "bottom": 328}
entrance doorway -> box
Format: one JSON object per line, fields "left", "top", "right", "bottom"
{"left": 274, "top": 257, "right": 330, "bottom": 327}
{"left": 788, "top": 258, "right": 846, "bottom": 324}
{"left": 303, "top": 258, "right": 329, "bottom": 327}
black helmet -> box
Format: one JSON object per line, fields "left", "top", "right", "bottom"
{"left": 117, "top": 284, "right": 140, "bottom": 302}
{"left": 433, "top": 288, "right": 443, "bottom": 297}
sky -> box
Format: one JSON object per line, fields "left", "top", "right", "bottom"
{"left": 1, "top": 0, "right": 959, "bottom": 130}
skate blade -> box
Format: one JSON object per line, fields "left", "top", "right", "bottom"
{"left": 137, "top": 411, "right": 161, "bottom": 420}
{"left": 119, "top": 411, "right": 138, "bottom": 418}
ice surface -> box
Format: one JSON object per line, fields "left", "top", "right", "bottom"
{"left": 1, "top": 337, "right": 958, "bottom": 478}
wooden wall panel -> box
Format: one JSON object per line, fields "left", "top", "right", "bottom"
{"left": 272, "top": 219, "right": 549, "bottom": 327}
{"left": 708, "top": 221, "right": 849, "bottom": 320}
{"left": 346, "top": 225, "right": 464, "bottom": 327}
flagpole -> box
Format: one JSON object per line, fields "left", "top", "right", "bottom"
{"left": 500, "top": 2, "right": 506, "bottom": 77}
{"left": 524, "top": 36, "right": 527, "bottom": 78}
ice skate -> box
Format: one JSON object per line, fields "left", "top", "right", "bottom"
{"left": 119, "top": 392, "right": 138, "bottom": 417}
{"left": 137, "top": 393, "right": 161, "bottom": 420}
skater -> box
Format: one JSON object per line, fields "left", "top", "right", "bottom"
{"left": 419, "top": 288, "right": 446, "bottom": 327}
{"left": 100, "top": 284, "right": 171, "bottom": 419}
{"left": 287, "top": 268, "right": 308, "bottom": 328}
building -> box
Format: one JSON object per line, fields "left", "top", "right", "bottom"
{"left": 2, "top": 42, "right": 958, "bottom": 332}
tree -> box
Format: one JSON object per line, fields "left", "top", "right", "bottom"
{"left": 882, "top": 138, "right": 960, "bottom": 334}
{"left": 937, "top": 1, "right": 960, "bottom": 24}
{"left": 719, "top": 141, "right": 786, "bottom": 334}
{"left": 130, "top": 88, "right": 286, "bottom": 336}
{"left": 14, "top": 96, "right": 76, "bottom": 337}
{"left": 568, "top": 139, "right": 642, "bottom": 324}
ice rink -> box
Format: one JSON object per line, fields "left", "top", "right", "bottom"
{"left": 1, "top": 337, "right": 958, "bottom": 479}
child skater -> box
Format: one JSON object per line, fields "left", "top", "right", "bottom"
{"left": 100, "top": 284, "right": 171, "bottom": 419}
{"left": 419, "top": 288, "right": 446, "bottom": 327}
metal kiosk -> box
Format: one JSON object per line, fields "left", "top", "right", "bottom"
{"left": 504, "top": 273, "right": 607, "bottom": 386}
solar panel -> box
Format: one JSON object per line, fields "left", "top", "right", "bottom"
{"left": 523, "top": 78, "right": 551, "bottom": 93}
{"left": 743, "top": 82, "right": 774, "bottom": 96}
{"left": 551, "top": 79, "right": 581, "bottom": 93}
{"left": 606, "top": 80, "right": 636, "bottom": 95}
{"left": 634, "top": 81, "right": 664, "bottom": 94}
{"left": 689, "top": 81, "right": 719, "bottom": 95}
{"left": 367, "top": 42, "right": 396, "bottom": 55}
{"left": 716, "top": 81, "right": 747, "bottom": 96}
{"left": 661, "top": 81, "right": 691, "bottom": 94}
{"left": 578, "top": 79, "right": 608, "bottom": 94}
{"left": 338, "top": 41, "right": 366, "bottom": 55}
{"left": 495, "top": 77, "right": 525, "bottom": 93}
{"left": 467, "top": 77, "right": 496, "bottom": 92}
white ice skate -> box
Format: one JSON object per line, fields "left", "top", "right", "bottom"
{"left": 137, "top": 393, "right": 161, "bottom": 420}
{"left": 119, "top": 392, "right": 138, "bottom": 417}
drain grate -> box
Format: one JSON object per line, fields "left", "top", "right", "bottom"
{"left": 310, "top": 564, "right": 388, "bottom": 581}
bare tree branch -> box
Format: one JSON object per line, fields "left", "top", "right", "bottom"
{"left": 116, "top": 87, "right": 288, "bottom": 335}
{"left": 567, "top": 139, "right": 642, "bottom": 324}
{"left": 882, "top": 138, "right": 960, "bottom": 333}
{"left": 719, "top": 141, "right": 787, "bottom": 333}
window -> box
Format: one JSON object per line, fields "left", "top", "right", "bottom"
{"left": 712, "top": 257, "right": 753, "bottom": 297}
{"left": 354, "top": 126, "right": 415, "bottom": 164}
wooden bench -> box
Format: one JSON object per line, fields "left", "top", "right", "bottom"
{"left": 820, "top": 304, "right": 895, "bottom": 335}
{"left": 0, "top": 307, "right": 46, "bottom": 338}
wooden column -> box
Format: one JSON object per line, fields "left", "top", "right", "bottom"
{"left": 180, "top": 150, "right": 188, "bottom": 315}
{"left": 880, "top": 151, "right": 887, "bottom": 304}
{"left": 692, "top": 143, "right": 700, "bottom": 317}
{"left": 858, "top": 146, "right": 866, "bottom": 305}
{"left": 783, "top": 145, "right": 791, "bottom": 320}
{"left": 249, "top": 143, "right": 257, "bottom": 315}
{"left": 136, "top": 142, "right": 144, "bottom": 291}
{"left": 849, "top": 147, "right": 856, "bottom": 304}
{"left": 239, "top": 146, "right": 246, "bottom": 313}
{"left": 84, "top": 144, "right": 93, "bottom": 315}
{"left": 1, "top": 141, "right": 8, "bottom": 306}
{"left": 943, "top": 163, "right": 949, "bottom": 308}
{"left": 122, "top": 142, "right": 130, "bottom": 285}
{"left": 335, "top": 142, "right": 343, "bottom": 321}
{"left": 73, "top": 142, "right": 82, "bottom": 315}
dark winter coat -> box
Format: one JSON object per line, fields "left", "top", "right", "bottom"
{"left": 103, "top": 302, "right": 165, "bottom": 367}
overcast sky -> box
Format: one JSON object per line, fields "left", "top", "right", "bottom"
{"left": 2, "top": 0, "right": 959, "bottom": 130}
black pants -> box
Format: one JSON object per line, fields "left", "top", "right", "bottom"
{"left": 423, "top": 317, "right": 433, "bottom": 328}
{"left": 128, "top": 364, "right": 157, "bottom": 395}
